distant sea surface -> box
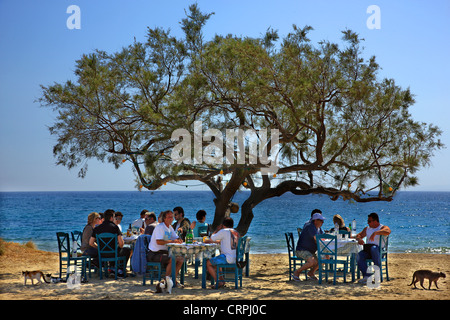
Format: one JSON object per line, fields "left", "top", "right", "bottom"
{"left": 0, "top": 191, "right": 449, "bottom": 254}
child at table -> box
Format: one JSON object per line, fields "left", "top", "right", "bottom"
{"left": 190, "top": 210, "right": 209, "bottom": 237}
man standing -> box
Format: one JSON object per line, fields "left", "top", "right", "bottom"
{"left": 293, "top": 212, "right": 326, "bottom": 281}
{"left": 89, "top": 209, "right": 131, "bottom": 277}
{"left": 356, "top": 212, "right": 391, "bottom": 283}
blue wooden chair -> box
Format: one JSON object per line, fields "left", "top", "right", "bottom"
{"left": 193, "top": 225, "right": 209, "bottom": 276}
{"left": 96, "top": 233, "right": 127, "bottom": 280}
{"left": 316, "top": 234, "right": 349, "bottom": 284}
{"left": 363, "top": 235, "right": 390, "bottom": 282}
{"left": 142, "top": 235, "right": 162, "bottom": 285}
{"left": 56, "top": 232, "right": 89, "bottom": 280}
{"left": 284, "top": 232, "right": 307, "bottom": 280}
{"left": 71, "top": 231, "right": 83, "bottom": 253}
{"left": 71, "top": 230, "right": 98, "bottom": 277}
{"left": 213, "top": 235, "right": 249, "bottom": 289}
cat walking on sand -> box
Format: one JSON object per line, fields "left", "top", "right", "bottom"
{"left": 408, "top": 269, "right": 446, "bottom": 290}
{"left": 22, "top": 270, "right": 51, "bottom": 285}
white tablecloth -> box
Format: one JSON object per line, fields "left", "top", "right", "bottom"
{"left": 167, "top": 242, "right": 219, "bottom": 261}
{"left": 320, "top": 238, "right": 363, "bottom": 255}
{"left": 123, "top": 234, "right": 139, "bottom": 243}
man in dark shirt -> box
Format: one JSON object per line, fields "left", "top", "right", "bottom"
{"left": 293, "top": 212, "right": 325, "bottom": 281}
{"left": 172, "top": 206, "right": 191, "bottom": 241}
{"left": 89, "top": 209, "right": 131, "bottom": 276}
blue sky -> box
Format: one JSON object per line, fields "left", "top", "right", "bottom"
{"left": 0, "top": 0, "right": 449, "bottom": 192}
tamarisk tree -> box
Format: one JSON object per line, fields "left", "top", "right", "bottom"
{"left": 40, "top": 5, "right": 443, "bottom": 235}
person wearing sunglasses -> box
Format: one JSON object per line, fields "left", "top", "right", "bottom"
{"left": 355, "top": 212, "right": 391, "bottom": 283}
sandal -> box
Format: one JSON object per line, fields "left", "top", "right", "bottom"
{"left": 210, "top": 281, "right": 225, "bottom": 289}
{"left": 307, "top": 274, "right": 318, "bottom": 280}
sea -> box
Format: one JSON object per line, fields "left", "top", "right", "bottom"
{"left": 0, "top": 191, "right": 449, "bottom": 254}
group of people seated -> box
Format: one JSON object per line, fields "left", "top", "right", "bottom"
{"left": 128, "top": 207, "right": 209, "bottom": 239}
{"left": 292, "top": 209, "right": 391, "bottom": 283}
{"left": 80, "top": 206, "right": 233, "bottom": 285}
{"left": 145, "top": 208, "right": 239, "bottom": 288}
{"left": 79, "top": 209, "right": 131, "bottom": 277}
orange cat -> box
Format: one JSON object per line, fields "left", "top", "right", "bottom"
{"left": 22, "top": 270, "right": 51, "bottom": 285}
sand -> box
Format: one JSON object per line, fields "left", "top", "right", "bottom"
{"left": 0, "top": 241, "right": 448, "bottom": 301}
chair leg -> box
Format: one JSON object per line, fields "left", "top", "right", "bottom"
{"left": 333, "top": 264, "right": 337, "bottom": 285}
{"left": 386, "top": 258, "right": 389, "bottom": 281}
{"left": 215, "top": 266, "right": 219, "bottom": 289}
{"left": 318, "top": 267, "right": 322, "bottom": 284}
{"left": 195, "top": 260, "right": 200, "bottom": 279}
{"left": 99, "top": 262, "right": 103, "bottom": 280}
{"left": 379, "top": 263, "right": 383, "bottom": 282}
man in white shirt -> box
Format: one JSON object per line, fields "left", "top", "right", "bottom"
{"left": 146, "top": 210, "right": 183, "bottom": 283}
{"left": 132, "top": 209, "right": 148, "bottom": 230}
{"left": 205, "top": 217, "right": 239, "bottom": 288}
{"left": 355, "top": 212, "right": 391, "bottom": 283}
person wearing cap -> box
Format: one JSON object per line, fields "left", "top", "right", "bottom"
{"left": 292, "top": 212, "right": 326, "bottom": 281}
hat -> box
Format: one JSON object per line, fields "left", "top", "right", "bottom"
{"left": 311, "top": 213, "right": 325, "bottom": 221}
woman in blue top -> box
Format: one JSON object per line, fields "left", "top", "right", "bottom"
{"left": 190, "top": 210, "right": 209, "bottom": 237}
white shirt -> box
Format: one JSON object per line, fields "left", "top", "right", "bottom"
{"left": 149, "top": 222, "right": 179, "bottom": 252}
{"left": 132, "top": 218, "right": 144, "bottom": 229}
{"left": 366, "top": 224, "right": 383, "bottom": 245}
{"left": 211, "top": 228, "right": 239, "bottom": 264}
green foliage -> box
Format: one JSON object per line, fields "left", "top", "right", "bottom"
{"left": 40, "top": 4, "right": 443, "bottom": 207}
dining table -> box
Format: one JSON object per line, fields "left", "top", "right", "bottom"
{"left": 319, "top": 236, "right": 363, "bottom": 282}
{"left": 122, "top": 233, "right": 139, "bottom": 245}
{"left": 167, "top": 242, "right": 219, "bottom": 288}
{"left": 122, "top": 233, "right": 139, "bottom": 271}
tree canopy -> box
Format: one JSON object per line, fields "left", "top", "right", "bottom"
{"left": 40, "top": 4, "right": 443, "bottom": 235}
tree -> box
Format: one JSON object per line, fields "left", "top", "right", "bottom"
{"left": 40, "top": 5, "right": 443, "bottom": 235}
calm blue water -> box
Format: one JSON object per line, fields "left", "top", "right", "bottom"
{"left": 0, "top": 191, "right": 449, "bottom": 254}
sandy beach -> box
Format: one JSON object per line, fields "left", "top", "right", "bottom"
{"left": 0, "top": 241, "right": 448, "bottom": 301}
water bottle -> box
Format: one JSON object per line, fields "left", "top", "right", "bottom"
{"left": 334, "top": 223, "right": 339, "bottom": 236}
{"left": 72, "top": 241, "right": 77, "bottom": 258}
{"left": 352, "top": 219, "right": 357, "bottom": 236}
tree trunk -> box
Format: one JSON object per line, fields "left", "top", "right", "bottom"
{"left": 236, "top": 187, "right": 267, "bottom": 236}
{"left": 211, "top": 170, "right": 246, "bottom": 231}
{"left": 236, "top": 196, "right": 254, "bottom": 236}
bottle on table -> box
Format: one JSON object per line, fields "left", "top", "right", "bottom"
{"left": 186, "top": 228, "right": 194, "bottom": 244}
{"left": 72, "top": 240, "right": 77, "bottom": 258}
{"left": 352, "top": 219, "right": 357, "bottom": 237}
